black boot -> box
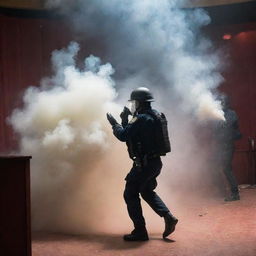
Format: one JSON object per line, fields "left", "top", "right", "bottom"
{"left": 123, "top": 227, "right": 149, "bottom": 241}
{"left": 225, "top": 193, "right": 240, "bottom": 201}
{"left": 163, "top": 212, "right": 178, "bottom": 238}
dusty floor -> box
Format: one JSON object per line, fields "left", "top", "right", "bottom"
{"left": 32, "top": 188, "right": 256, "bottom": 256}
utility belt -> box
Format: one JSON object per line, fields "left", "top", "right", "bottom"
{"left": 133, "top": 154, "right": 160, "bottom": 169}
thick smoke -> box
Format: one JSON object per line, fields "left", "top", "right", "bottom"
{"left": 10, "top": 42, "right": 132, "bottom": 233}
{"left": 46, "top": 0, "right": 224, "bottom": 121}
{"left": 10, "top": 0, "right": 227, "bottom": 234}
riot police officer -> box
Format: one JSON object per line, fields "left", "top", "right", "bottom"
{"left": 216, "top": 95, "right": 242, "bottom": 201}
{"left": 106, "top": 87, "right": 178, "bottom": 241}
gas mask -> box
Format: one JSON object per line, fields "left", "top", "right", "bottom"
{"left": 129, "top": 100, "right": 139, "bottom": 115}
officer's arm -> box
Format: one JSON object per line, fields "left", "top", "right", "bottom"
{"left": 112, "top": 117, "right": 141, "bottom": 142}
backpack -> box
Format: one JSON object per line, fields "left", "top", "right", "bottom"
{"left": 147, "top": 110, "right": 171, "bottom": 156}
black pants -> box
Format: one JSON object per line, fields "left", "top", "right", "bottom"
{"left": 123, "top": 157, "right": 170, "bottom": 229}
{"left": 221, "top": 148, "right": 239, "bottom": 194}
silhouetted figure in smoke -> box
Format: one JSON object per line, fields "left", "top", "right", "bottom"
{"left": 106, "top": 87, "right": 178, "bottom": 241}
{"left": 216, "top": 95, "right": 242, "bottom": 201}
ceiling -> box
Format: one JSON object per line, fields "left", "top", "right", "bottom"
{"left": 0, "top": 0, "right": 255, "bottom": 10}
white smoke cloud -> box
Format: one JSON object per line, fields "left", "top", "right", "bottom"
{"left": 46, "top": 0, "right": 225, "bottom": 121}
{"left": 10, "top": 42, "right": 132, "bottom": 233}
{"left": 9, "top": 0, "right": 228, "bottom": 234}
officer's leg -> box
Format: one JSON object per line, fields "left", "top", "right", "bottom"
{"left": 141, "top": 178, "right": 170, "bottom": 217}
{"left": 141, "top": 177, "right": 178, "bottom": 238}
{"left": 223, "top": 162, "right": 239, "bottom": 193}
{"left": 123, "top": 180, "right": 146, "bottom": 229}
{"left": 140, "top": 158, "right": 178, "bottom": 238}
{"left": 123, "top": 179, "right": 149, "bottom": 241}
{"left": 223, "top": 149, "right": 239, "bottom": 201}
{"left": 139, "top": 158, "right": 170, "bottom": 216}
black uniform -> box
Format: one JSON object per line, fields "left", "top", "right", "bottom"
{"left": 216, "top": 109, "right": 242, "bottom": 195}
{"left": 112, "top": 107, "right": 170, "bottom": 229}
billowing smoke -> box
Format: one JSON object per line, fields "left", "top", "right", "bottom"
{"left": 10, "top": 0, "right": 227, "bottom": 234}
{"left": 46, "top": 0, "right": 224, "bottom": 121}
{"left": 10, "top": 42, "right": 132, "bottom": 233}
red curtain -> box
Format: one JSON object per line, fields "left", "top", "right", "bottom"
{"left": 0, "top": 14, "right": 73, "bottom": 153}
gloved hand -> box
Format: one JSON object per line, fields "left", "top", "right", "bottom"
{"left": 120, "top": 107, "right": 131, "bottom": 127}
{"left": 120, "top": 106, "right": 131, "bottom": 120}
{"left": 106, "top": 113, "right": 118, "bottom": 126}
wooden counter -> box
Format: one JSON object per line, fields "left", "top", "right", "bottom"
{"left": 0, "top": 156, "right": 32, "bottom": 256}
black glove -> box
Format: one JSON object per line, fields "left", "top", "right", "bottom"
{"left": 120, "top": 106, "right": 131, "bottom": 127}
{"left": 120, "top": 106, "right": 131, "bottom": 120}
{"left": 106, "top": 113, "right": 118, "bottom": 126}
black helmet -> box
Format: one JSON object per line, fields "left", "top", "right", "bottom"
{"left": 129, "top": 87, "right": 154, "bottom": 102}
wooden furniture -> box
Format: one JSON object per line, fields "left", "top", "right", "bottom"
{"left": 0, "top": 156, "right": 32, "bottom": 256}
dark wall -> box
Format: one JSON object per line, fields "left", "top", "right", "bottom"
{"left": 0, "top": 12, "right": 255, "bottom": 184}
{"left": 0, "top": 14, "right": 73, "bottom": 153}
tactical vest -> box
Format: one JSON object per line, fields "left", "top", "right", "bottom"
{"left": 126, "top": 110, "right": 171, "bottom": 159}
{"left": 147, "top": 110, "right": 171, "bottom": 156}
